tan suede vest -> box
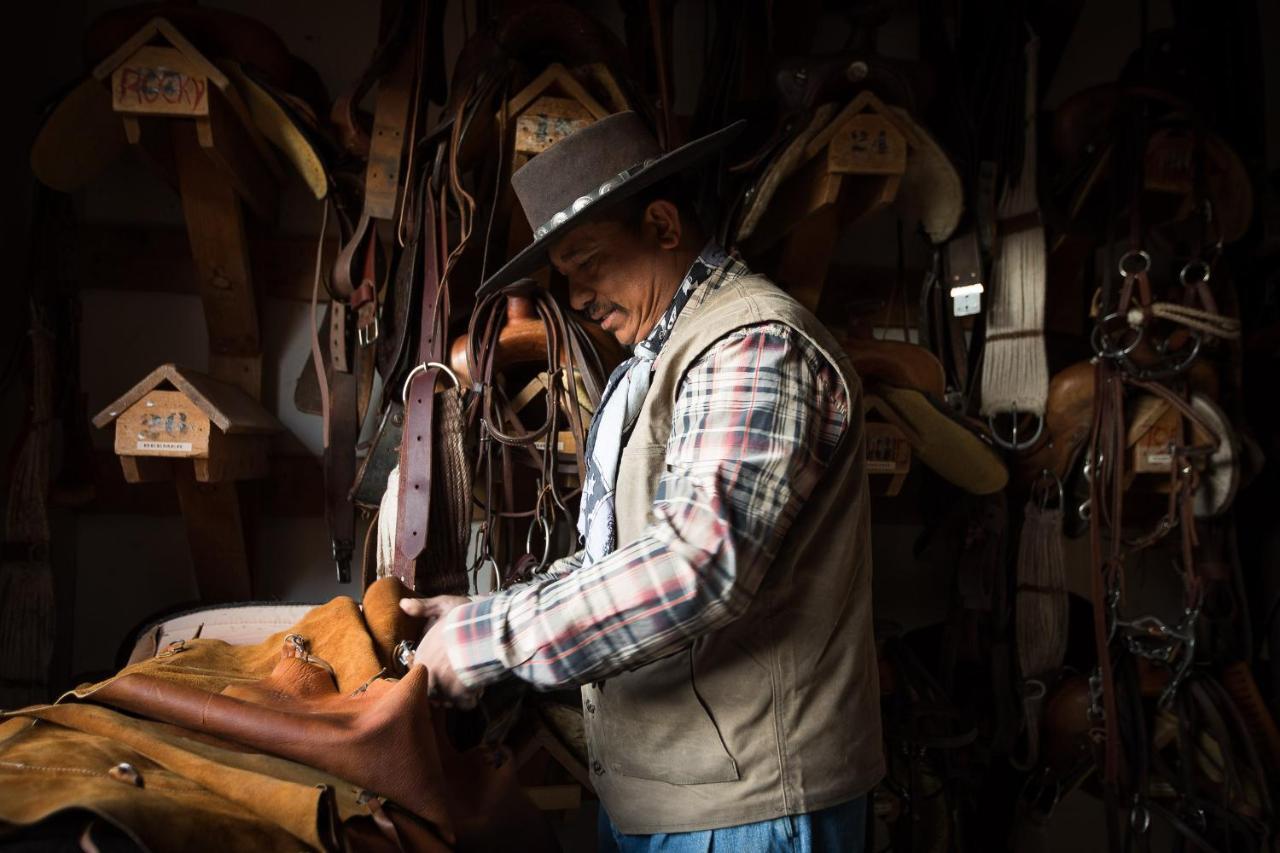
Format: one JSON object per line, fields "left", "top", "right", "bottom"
{"left": 582, "top": 274, "right": 884, "bottom": 834}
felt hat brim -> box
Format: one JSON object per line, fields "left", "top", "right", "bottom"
{"left": 477, "top": 119, "right": 746, "bottom": 296}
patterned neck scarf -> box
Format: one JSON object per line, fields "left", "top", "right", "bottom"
{"left": 576, "top": 242, "right": 739, "bottom": 566}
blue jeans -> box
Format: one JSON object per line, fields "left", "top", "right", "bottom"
{"left": 596, "top": 796, "right": 867, "bottom": 853}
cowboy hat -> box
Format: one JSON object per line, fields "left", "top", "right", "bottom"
{"left": 478, "top": 111, "right": 745, "bottom": 295}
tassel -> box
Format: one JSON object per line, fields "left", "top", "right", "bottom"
{"left": 1016, "top": 503, "right": 1070, "bottom": 678}
{"left": 376, "top": 465, "right": 400, "bottom": 580}
{"left": 1011, "top": 499, "right": 1069, "bottom": 771}
{"left": 0, "top": 308, "right": 55, "bottom": 709}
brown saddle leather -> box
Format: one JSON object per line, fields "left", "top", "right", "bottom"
{"left": 22, "top": 578, "right": 556, "bottom": 852}
{"left": 844, "top": 337, "right": 947, "bottom": 398}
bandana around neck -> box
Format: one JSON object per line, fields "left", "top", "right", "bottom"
{"left": 575, "top": 242, "right": 740, "bottom": 566}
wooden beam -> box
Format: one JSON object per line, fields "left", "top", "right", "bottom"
{"left": 63, "top": 450, "right": 324, "bottom": 517}
{"left": 74, "top": 224, "right": 333, "bottom": 302}
{"left": 196, "top": 86, "right": 279, "bottom": 222}
{"left": 749, "top": 155, "right": 843, "bottom": 251}
{"left": 778, "top": 200, "right": 843, "bottom": 313}
{"left": 195, "top": 434, "right": 270, "bottom": 482}
{"left": 173, "top": 464, "right": 253, "bottom": 601}
{"left": 120, "top": 456, "right": 174, "bottom": 484}
{"left": 172, "top": 121, "right": 262, "bottom": 399}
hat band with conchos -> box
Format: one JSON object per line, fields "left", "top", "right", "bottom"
{"left": 531, "top": 157, "right": 658, "bottom": 242}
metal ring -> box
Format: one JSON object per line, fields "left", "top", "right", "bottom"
{"left": 525, "top": 514, "right": 552, "bottom": 572}
{"left": 1123, "top": 329, "right": 1201, "bottom": 380}
{"left": 1178, "top": 260, "right": 1211, "bottom": 287}
{"left": 1117, "top": 249, "right": 1151, "bottom": 277}
{"left": 1091, "top": 313, "right": 1144, "bottom": 359}
{"left": 1129, "top": 800, "right": 1151, "bottom": 835}
{"left": 393, "top": 640, "right": 416, "bottom": 673}
{"left": 1035, "top": 468, "right": 1065, "bottom": 511}
{"left": 401, "top": 361, "right": 461, "bottom": 403}
{"left": 987, "top": 408, "right": 1045, "bottom": 451}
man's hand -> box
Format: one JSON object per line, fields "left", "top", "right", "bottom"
{"left": 399, "top": 596, "right": 479, "bottom": 709}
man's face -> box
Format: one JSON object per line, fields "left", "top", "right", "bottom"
{"left": 548, "top": 216, "right": 672, "bottom": 347}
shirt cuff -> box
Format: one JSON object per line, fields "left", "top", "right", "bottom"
{"left": 442, "top": 596, "right": 511, "bottom": 690}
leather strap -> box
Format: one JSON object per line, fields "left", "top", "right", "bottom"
{"left": 391, "top": 180, "right": 443, "bottom": 588}
{"left": 320, "top": 2, "right": 426, "bottom": 583}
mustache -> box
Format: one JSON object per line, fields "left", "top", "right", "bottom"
{"left": 581, "top": 300, "right": 623, "bottom": 323}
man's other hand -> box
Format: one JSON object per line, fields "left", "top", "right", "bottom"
{"left": 399, "top": 595, "right": 472, "bottom": 623}
{"left": 399, "top": 595, "right": 479, "bottom": 709}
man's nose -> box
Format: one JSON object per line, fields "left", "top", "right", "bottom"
{"left": 567, "top": 279, "right": 593, "bottom": 312}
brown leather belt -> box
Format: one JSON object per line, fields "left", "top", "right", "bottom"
{"left": 391, "top": 179, "right": 449, "bottom": 590}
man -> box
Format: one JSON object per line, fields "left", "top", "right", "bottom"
{"left": 402, "top": 112, "right": 883, "bottom": 851}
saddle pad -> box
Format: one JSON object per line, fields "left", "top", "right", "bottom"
{"left": 126, "top": 602, "right": 318, "bottom": 665}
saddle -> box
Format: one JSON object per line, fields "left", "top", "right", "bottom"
{"left": 1048, "top": 83, "right": 1253, "bottom": 245}
{"left": 31, "top": 7, "right": 333, "bottom": 199}
{"left": 846, "top": 337, "right": 1007, "bottom": 495}
{"left": 0, "top": 578, "right": 556, "bottom": 851}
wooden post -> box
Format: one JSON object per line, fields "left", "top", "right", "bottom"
{"left": 173, "top": 466, "right": 253, "bottom": 602}
{"left": 171, "top": 121, "right": 263, "bottom": 401}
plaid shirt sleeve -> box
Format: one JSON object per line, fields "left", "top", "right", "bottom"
{"left": 442, "top": 323, "right": 850, "bottom": 689}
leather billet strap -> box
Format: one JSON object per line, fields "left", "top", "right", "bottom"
{"left": 391, "top": 179, "right": 448, "bottom": 591}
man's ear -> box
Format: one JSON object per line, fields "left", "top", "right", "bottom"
{"left": 642, "top": 199, "right": 682, "bottom": 249}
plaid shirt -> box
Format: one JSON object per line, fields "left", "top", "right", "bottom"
{"left": 443, "top": 249, "right": 850, "bottom": 689}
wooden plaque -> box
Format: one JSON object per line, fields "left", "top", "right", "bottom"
{"left": 514, "top": 96, "right": 596, "bottom": 157}
{"left": 827, "top": 113, "right": 907, "bottom": 176}
{"left": 865, "top": 420, "right": 912, "bottom": 496}
{"left": 112, "top": 45, "right": 210, "bottom": 116}
{"left": 113, "top": 390, "right": 211, "bottom": 458}
{"left": 1144, "top": 129, "right": 1195, "bottom": 195}
{"left": 1131, "top": 400, "right": 1180, "bottom": 474}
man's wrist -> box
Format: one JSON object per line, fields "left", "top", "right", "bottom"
{"left": 441, "top": 596, "right": 508, "bottom": 690}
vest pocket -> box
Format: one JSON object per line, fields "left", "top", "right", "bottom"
{"left": 598, "top": 647, "right": 740, "bottom": 785}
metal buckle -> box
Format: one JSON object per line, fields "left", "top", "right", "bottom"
{"left": 357, "top": 313, "right": 380, "bottom": 348}
{"left": 155, "top": 639, "right": 187, "bottom": 659}
{"left": 401, "top": 361, "right": 462, "bottom": 404}
{"left": 393, "top": 640, "right": 417, "bottom": 674}
{"left": 987, "top": 406, "right": 1045, "bottom": 451}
